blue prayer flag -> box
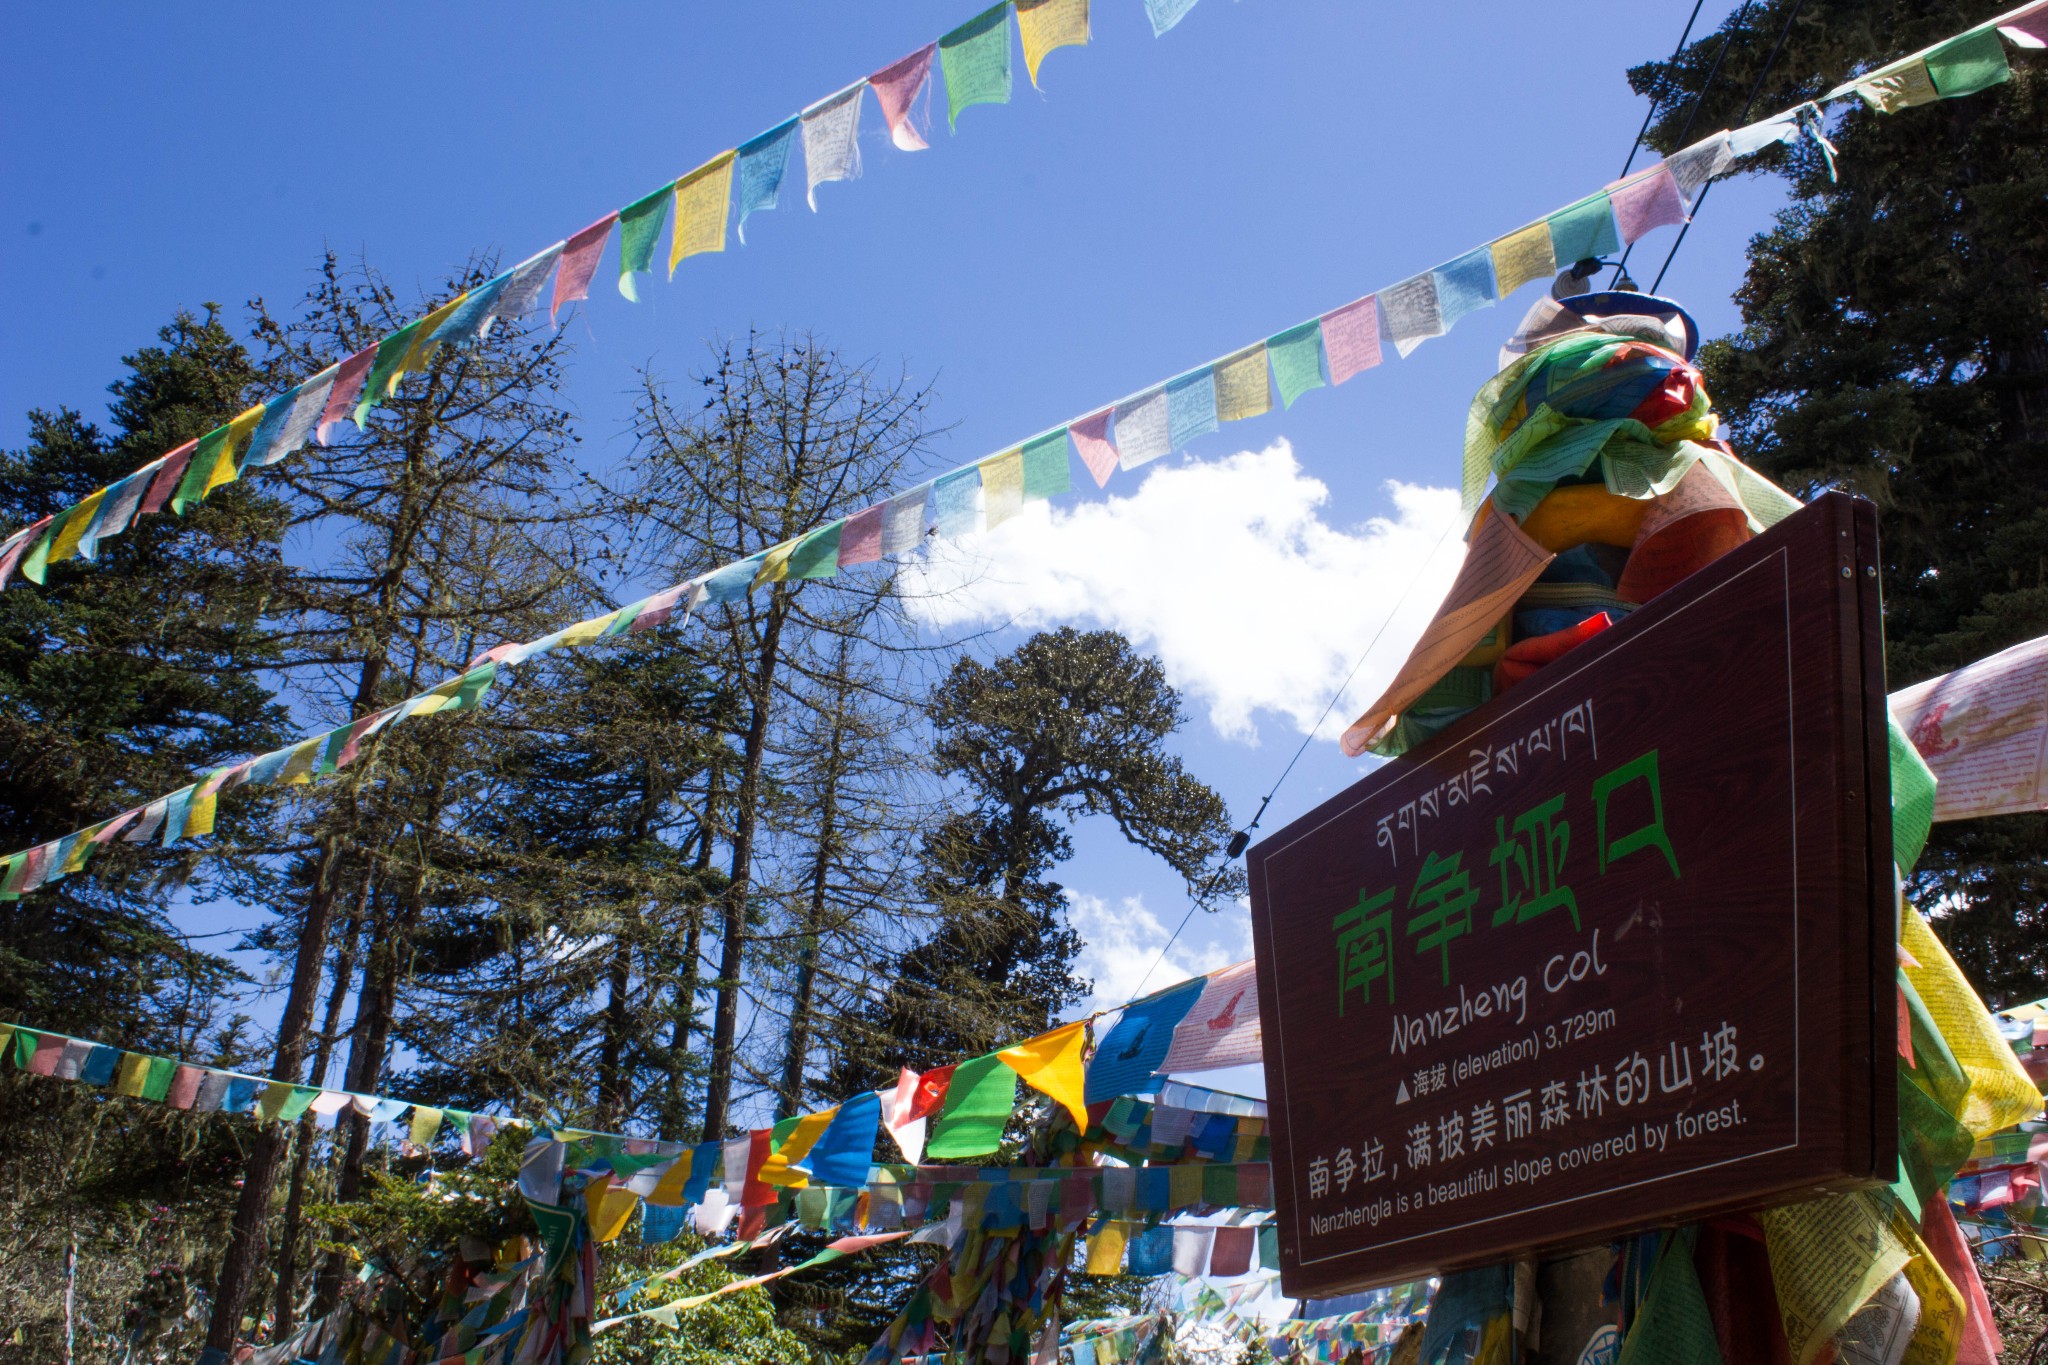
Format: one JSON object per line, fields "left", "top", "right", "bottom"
{"left": 1086, "top": 977, "right": 1203, "bottom": 1102}
{"left": 1166, "top": 369, "right": 1219, "bottom": 448}
{"left": 735, "top": 120, "right": 799, "bottom": 243}
{"left": 1433, "top": 248, "right": 1498, "bottom": 331}
{"left": 933, "top": 467, "right": 981, "bottom": 538}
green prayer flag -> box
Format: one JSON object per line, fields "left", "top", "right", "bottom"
{"left": 13, "top": 1028, "right": 40, "bottom": 1070}
{"left": 528, "top": 1200, "right": 580, "bottom": 1277}
{"left": 1267, "top": 322, "right": 1327, "bottom": 410}
{"left": 354, "top": 320, "right": 426, "bottom": 427}
{"left": 788, "top": 521, "right": 844, "bottom": 580}
{"left": 617, "top": 184, "right": 675, "bottom": 302}
{"left": 1892, "top": 1065, "right": 1972, "bottom": 1220}
{"left": 141, "top": 1055, "right": 178, "bottom": 1101}
{"left": 1888, "top": 716, "right": 1935, "bottom": 873}
{"left": 1258, "top": 1224, "right": 1280, "bottom": 1270}
{"left": 939, "top": 3, "right": 1014, "bottom": 130}
{"left": 1546, "top": 194, "right": 1621, "bottom": 267}
{"left": 1201, "top": 1162, "right": 1237, "bottom": 1208}
{"left": 1021, "top": 430, "right": 1071, "bottom": 500}
{"left": 926, "top": 1053, "right": 1019, "bottom": 1159}
{"left": 1614, "top": 1230, "right": 1723, "bottom": 1365}
{"left": 171, "top": 427, "right": 228, "bottom": 515}
{"left": 1926, "top": 29, "right": 2010, "bottom": 99}
{"left": 19, "top": 530, "right": 52, "bottom": 585}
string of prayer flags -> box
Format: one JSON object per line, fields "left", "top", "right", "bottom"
{"left": 803, "top": 86, "right": 866, "bottom": 210}
{"left": 871, "top": 44, "right": 937, "bottom": 151}
{"left": 940, "top": 4, "right": 1014, "bottom": 130}
{"left": 1017, "top": 0, "right": 1090, "bottom": 85}
{"left": 925, "top": 1053, "right": 1019, "bottom": 1159}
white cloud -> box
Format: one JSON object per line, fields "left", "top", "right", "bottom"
{"left": 902, "top": 442, "right": 1462, "bottom": 742}
{"left": 1065, "top": 889, "right": 1250, "bottom": 1014}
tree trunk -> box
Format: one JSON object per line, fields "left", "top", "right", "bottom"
{"left": 775, "top": 672, "right": 849, "bottom": 1119}
{"left": 702, "top": 599, "right": 788, "bottom": 1139}
{"left": 665, "top": 813, "right": 717, "bottom": 1134}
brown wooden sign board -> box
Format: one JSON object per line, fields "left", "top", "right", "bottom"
{"left": 1248, "top": 492, "right": 1896, "bottom": 1296}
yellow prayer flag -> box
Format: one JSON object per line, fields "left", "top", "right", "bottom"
{"left": 115, "top": 1051, "right": 152, "bottom": 1097}
{"left": 1893, "top": 1208, "right": 1963, "bottom": 1365}
{"left": 1490, "top": 223, "right": 1557, "bottom": 298}
{"left": 753, "top": 538, "right": 799, "bottom": 590}
{"left": 46, "top": 486, "right": 109, "bottom": 563}
{"left": 585, "top": 1175, "right": 641, "bottom": 1243}
{"left": 997, "top": 1020, "right": 1089, "bottom": 1133}
{"left": 555, "top": 610, "right": 622, "bottom": 650}
{"left": 1168, "top": 1162, "right": 1202, "bottom": 1212}
{"left": 198, "top": 403, "right": 268, "bottom": 502}
{"left": 1016, "top": 0, "right": 1089, "bottom": 87}
{"left": 1085, "top": 1220, "right": 1130, "bottom": 1275}
{"left": 398, "top": 294, "right": 470, "bottom": 384}
{"left": 1855, "top": 60, "right": 1939, "bottom": 113}
{"left": 1761, "top": 1190, "right": 1909, "bottom": 1365}
{"left": 759, "top": 1106, "right": 837, "bottom": 1188}
{"left": 258, "top": 1081, "right": 296, "bottom": 1123}
{"left": 409, "top": 1105, "right": 444, "bottom": 1148}
{"left": 280, "top": 739, "right": 321, "bottom": 786}
{"left": 184, "top": 790, "right": 218, "bottom": 839}
{"left": 670, "top": 151, "right": 738, "bottom": 276}
{"left": 1213, "top": 345, "right": 1272, "bottom": 423}
{"left": 980, "top": 449, "right": 1026, "bottom": 528}
{"left": 647, "top": 1152, "right": 694, "bottom": 1206}
{"left": 1901, "top": 905, "right": 2043, "bottom": 1137}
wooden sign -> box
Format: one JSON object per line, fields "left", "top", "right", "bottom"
{"left": 1248, "top": 493, "right": 1896, "bottom": 1296}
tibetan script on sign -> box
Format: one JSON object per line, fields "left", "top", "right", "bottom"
{"left": 1250, "top": 494, "right": 1896, "bottom": 1296}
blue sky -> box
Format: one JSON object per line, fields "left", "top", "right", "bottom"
{"left": 2, "top": 1, "right": 1789, "bottom": 1085}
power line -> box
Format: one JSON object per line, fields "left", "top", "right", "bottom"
{"left": 1651, "top": 0, "right": 1811, "bottom": 293}
{"left": 1616, "top": 0, "right": 1711, "bottom": 183}
{"left": 1124, "top": 511, "right": 1465, "bottom": 1005}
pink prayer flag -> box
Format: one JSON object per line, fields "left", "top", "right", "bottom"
{"left": 0, "top": 516, "right": 53, "bottom": 587}
{"left": 315, "top": 347, "right": 377, "bottom": 446}
{"left": 2000, "top": 1, "right": 2048, "bottom": 45}
{"left": 1609, "top": 166, "right": 1687, "bottom": 245}
{"left": 166, "top": 1065, "right": 203, "bottom": 1109}
{"left": 138, "top": 442, "right": 198, "bottom": 516}
{"left": 1068, "top": 411, "right": 1118, "bottom": 488}
{"left": 91, "top": 809, "right": 141, "bottom": 845}
{"left": 870, "top": 44, "right": 936, "bottom": 152}
{"left": 553, "top": 213, "right": 618, "bottom": 322}
{"left": 839, "top": 501, "right": 886, "bottom": 566}
{"left": 28, "top": 1034, "right": 65, "bottom": 1076}
{"left": 628, "top": 583, "right": 689, "bottom": 635}
{"left": 1321, "top": 295, "right": 1383, "bottom": 385}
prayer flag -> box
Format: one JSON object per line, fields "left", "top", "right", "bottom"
{"left": 1433, "top": 248, "right": 1497, "bottom": 332}
{"left": 2002, "top": 1, "right": 2048, "bottom": 46}
{"left": 839, "top": 502, "right": 886, "bottom": 566}
{"left": 1171, "top": 1227, "right": 1214, "bottom": 1277}
{"left": 166, "top": 1066, "right": 202, "bottom": 1109}
{"left": 139, "top": 441, "right": 196, "bottom": 518}
{"left": 882, "top": 482, "right": 932, "bottom": 554}
{"left": 1320, "top": 296, "right": 1383, "bottom": 385}
{"left": 54, "top": 1038, "right": 94, "bottom": 1081}
{"left": 802, "top": 1089, "right": 882, "bottom": 1187}
{"left": 1086, "top": 977, "right": 1203, "bottom": 1101}
{"left": 1068, "top": 410, "right": 1118, "bottom": 487}
{"left": 1267, "top": 321, "right": 1327, "bottom": 409}
{"left": 1127, "top": 1224, "right": 1174, "bottom": 1275}
{"left": 1086, "top": 1222, "right": 1130, "bottom": 1274}
{"left": 1214, "top": 344, "right": 1271, "bottom": 421}
{"left": 354, "top": 319, "right": 425, "bottom": 426}
{"left": 980, "top": 449, "right": 1026, "bottom": 527}
{"left": 1546, "top": 194, "right": 1620, "bottom": 268}
{"left": 760, "top": 1109, "right": 837, "bottom": 1187}
{"left": 1854, "top": 61, "right": 1938, "bottom": 112}
{"left": 243, "top": 369, "right": 336, "bottom": 471}
{"left": 939, "top": 4, "right": 1013, "bottom": 130}
{"left": 428, "top": 271, "right": 513, "bottom": 347}
{"left": 46, "top": 487, "right": 108, "bottom": 563}
{"left": 753, "top": 537, "right": 799, "bottom": 589}
{"left": 1381, "top": 272, "right": 1445, "bottom": 358}
{"left": 999, "top": 1021, "right": 1089, "bottom": 1133}
{"left": 26, "top": 1032, "right": 62, "bottom": 1075}
{"left": 1666, "top": 133, "right": 1734, "bottom": 201}
{"left": 1926, "top": 29, "right": 2010, "bottom": 98}
{"left": 409, "top": 1106, "right": 444, "bottom": 1147}
{"left": 1166, "top": 369, "right": 1219, "bottom": 446}
{"left": 1161, "top": 961, "right": 1262, "bottom": 1072}
{"left": 618, "top": 184, "right": 673, "bottom": 300}
{"left": 1115, "top": 389, "right": 1171, "bottom": 470}
{"left": 1210, "top": 1225, "right": 1255, "bottom": 1276}
{"left": 933, "top": 467, "right": 981, "bottom": 538}
{"left": 316, "top": 348, "right": 377, "bottom": 444}
{"left": 700, "top": 552, "right": 764, "bottom": 605}
{"left": 1490, "top": 225, "right": 1555, "bottom": 298}
{"left": 871, "top": 44, "right": 937, "bottom": 151}
{"left": 926, "top": 1053, "right": 1018, "bottom": 1159}
{"left": 788, "top": 520, "right": 844, "bottom": 578}
{"left": 735, "top": 120, "right": 797, "bottom": 243}
{"left": 1015, "top": 0, "right": 1089, "bottom": 86}
{"left": 116, "top": 1051, "right": 152, "bottom": 1097}
{"left": 671, "top": 152, "right": 738, "bottom": 274}
{"left": 802, "top": 85, "right": 864, "bottom": 211}
{"left": 496, "top": 243, "right": 564, "bottom": 325}
{"left": 1143, "top": 0, "right": 1200, "bottom": 36}
{"left": 883, "top": 1069, "right": 931, "bottom": 1163}
{"left": 0, "top": 517, "right": 52, "bottom": 589}
{"left": 1609, "top": 165, "right": 1687, "bottom": 244}
{"left": 554, "top": 215, "right": 615, "bottom": 321}
{"left": 80, "top": 1044, "right": 120, "bottom": 1086}
{"left": 1021, "top": 430, "right": 1071, "bottom": 500}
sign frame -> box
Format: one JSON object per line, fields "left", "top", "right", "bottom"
{"left": 1249, "top": 493, "right": 1896, "bottom": 1296}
